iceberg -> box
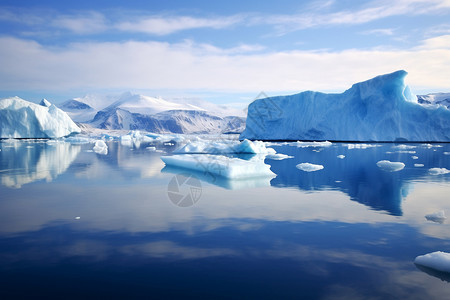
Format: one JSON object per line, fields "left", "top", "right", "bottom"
{"left": 429, "top": 168, "right": 450, "bottom": 175}
{"left": 376, "top": 160, "right": 405, "bottom": 172}
{"left": 174, "top": 139, "right": 275, "bottom": 155}
{"left": 425, "top": 210, "right": 446, "bottom": 223}
{"left": 160, "top": 154, "right": 275, "bottom": 179}
{"left": 93, "top": 140, "right": 108, "bottom": 155}
{"left": 241, "top": 70, "right": 450, "bottom": 142}
{"left": 0, "top": 97, "right": 81, "bottom": 138}
{"left": 415, "top": 251, "right": 450, "bottom": 273}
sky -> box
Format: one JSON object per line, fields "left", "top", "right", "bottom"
{"left": 0, "top": 0, "right": 450, "bottom": 104}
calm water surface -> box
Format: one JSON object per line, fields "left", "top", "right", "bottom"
{"left": 0, "top": 138, "right": 449, "bottom": 299}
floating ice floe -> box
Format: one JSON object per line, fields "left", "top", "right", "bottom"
{"left": 345, "top": 144, "right": 381, "bottom": 149}
{"left": 0, "top": 97, "right": 80, "bottom": 138}
{"left": 93, "top": 140, "right": 108, "bottom": 155}
{"left": 415, "top": 251, "right": 450, "bottom": 273}
{"left": 291, "top": 141, "right": 332, "bottom": 148}
{"left": 425, "top": 210, "right": 446, "bottom": 223}
{"left": 337, "top": 155, "right": 345, "bottom": 159}
{"left": 412, "top": 156, "right": 419, "bottom": 159}
{"left": 146, "top": 146, "right": 156, "bottom": 151}
{"left": 376, "top": 160, "right": 405, "bottom": 172}
{"left": 296, "top": 163, "right": 324, "bottom": 172}
{"left": 393, "top": 144, "right": 416, "bottom": 150}
{"left": 414, "top": 164, "right": 424, "bottom": 167}
{"left": 174, "top": 139, "right": 276, "bottom": 155}
{"left": 265, "top": 153, "right": 294, "bottom": 160}
{"left": 444, "top": 152, "right": 450, "bottom": 155}
{"left": 160, "top": 154, "right": 275, "bottom": 179}
{"left": 429, "top": 168, "right": 450, "bottom": 175}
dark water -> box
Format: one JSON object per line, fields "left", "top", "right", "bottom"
{"left": 0, "top": 139, "right": 450, "bottom": 299}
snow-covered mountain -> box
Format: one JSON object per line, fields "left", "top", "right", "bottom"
{"left": 59, "top": 92, "right": 246, "bottom": 134}
{"left": 417, "top": 93, "right": 450, "bottom": 109}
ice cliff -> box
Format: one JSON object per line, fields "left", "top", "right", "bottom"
{"left": 241, "top": 70, "right": 450, "bottom": 142}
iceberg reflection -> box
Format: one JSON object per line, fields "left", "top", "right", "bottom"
{"left": 268, "top": 143, "right": 450, "bottom": 216}
{"left": 0, "top": 141, "right": 80, "bottom": 188}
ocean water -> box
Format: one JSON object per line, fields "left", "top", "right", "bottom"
{"left": 0, "top": 139, "right": 449, "bottom": 299}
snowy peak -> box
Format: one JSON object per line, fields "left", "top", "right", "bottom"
{"left": 40, "top": 98, "right": 52, "bottom": 107}
{"left": 108, "top": 93, "right": 204, "bottom": 115}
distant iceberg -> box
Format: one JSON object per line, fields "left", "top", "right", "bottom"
{"left": 241, "top": 70, "right": 450, "bottom": 142}
{"left": 0, "top": 97, "right": 80, "bottom": 138}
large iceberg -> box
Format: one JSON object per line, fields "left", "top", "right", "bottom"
{"left": 0, "top": 97, "right": 81, "bottom": 138}
{"left": 241, "top": 70, "right": 450, "bottom": 142}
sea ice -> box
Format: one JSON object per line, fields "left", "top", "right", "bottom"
{"left": 425, "top": 210, "right": 446, "bottom": 223}
{"left": 429, "top": 168, "right": 450, "bottom": 175}
{"left": 241, "top": 70, "right": 450, "bottom": 142}
{"left": 414, "top": 164, "right": 424, "bottom": 167}
{"left": 415, "top": 251, "right": 450, "bottom": 273}
{"left": 0, "top": 97, "right": 80, "bottom": 138}
{"left": 93, "top": 140, "right": 108, "bottom": 155}
{"left": 337, "top": 155, "right": 345, "bottom": 159}
{"left": 376, "top": 160, "right": 405, "bottom": 172}
{"left": 296, "top": 163, "right": 324, "bottom": 172}
{"left": 160, "top": 154, "right": 275, "bottom": 179}
{"left": 291, "top": 141, "right": 332, "bottom": 148}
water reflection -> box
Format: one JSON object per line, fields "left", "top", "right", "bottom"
{"left": 268, "top": 143, "right": 450, "bottom": 215}
{"left": 0, "top": 141, "right": 80, "bottom": 188}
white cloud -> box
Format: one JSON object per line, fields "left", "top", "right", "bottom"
{"left": 115, "top": 15, "right": 242, "bottom": 35}
{"left": 52, "top": 12, "right": 108, "bottom": 34}
{"left": 0, "top": 36, "right": 449, "bottom": 94}
{"left": 259, "top": 0, "right": 450, "bottom": 34}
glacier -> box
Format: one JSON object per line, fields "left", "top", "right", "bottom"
{"left": 0, "top": 97, "right": 81, "bottom": 138}
{"left": 241, "top": 70, "right": 450, "bottom": 142}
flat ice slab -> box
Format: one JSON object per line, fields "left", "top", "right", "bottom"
{"left": 161, "top": 154, "right": 275, "bottom": 179}
{"left": 296, "top": 163, "right": 324, "bottom": 172}
{"left": 415, "top": 251, "right": 450, "bottom": 273}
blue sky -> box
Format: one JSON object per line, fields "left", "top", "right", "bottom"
{"left": 0, "top": 0, "right": 450, "bottom": 104}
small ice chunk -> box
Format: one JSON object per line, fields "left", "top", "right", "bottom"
{"left": 444, "top": 152, "right": 450, "bottom": 155}
{"left": 414, "top": 164, "right": 424, "bottom": 167}
{"left": 425, "top": 210, "right": 446, "bottom": 223}
{"left": 161, "top": 154, "right": 275, "bottom": 179}
{"left": 337, "top": 155, "right": 345, "bottom": 159}
{"left": 146, "top": 146, "right": 156, "bottom": 151}
{"left": 411, "top": 156, "right": 419, "bottom": 160}
{"left": 93, "top": 140, "right": 108, "bottom": 155}
{"left": 393, "top": 144, "right": 416, "bottom": 150}
{"left": 429, "top": 168, "right": 450, "bottom": 175}
{"left": 265, "top": 153, "right": 294, "bottom": 160}
{"left": 376, "top": 160, "right": 405, "bottom": 172}
{"left": 346, "top": 144, "right": 380, "bottom": 149}
{"left": 75, "top": 216, "right": 81, "bottom": 220}
{"left": 415, "top": 251, "right": 450, "bottom": 273}
{"left": 296, "top": 163, "right": 324, "bottom": 172}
